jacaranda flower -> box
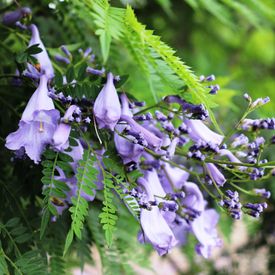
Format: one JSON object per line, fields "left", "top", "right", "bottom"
{"left": 28, "top": 24, "right": 54, "bottom": 79}
{"left": 114, "top": 94, "right": 143, "bottom": 164}
{"left": 185, "top": 119, "right": 224, "bottom": 144}
{"left": 5, "top": 74, "right": 59, "bottom": 163}
{"left": 52, "top": 105, "right": 77, "bottom": 151}
{"left": 120, "top": 115, "right": 162, "bottom": 149}
{"left": 205, "top": 163, "right": 226, "bottom": 187}
{"left": 138, "top": 171, "right": 178, "bottom": 255}
{"left": 93, "top": 73, "right": 121, "bottom": 131}
{"left": 2, "top": 7, "right": 31, "bottom": 26}
{"left": 182, "top": 182, "right": 221, "bottom": 258}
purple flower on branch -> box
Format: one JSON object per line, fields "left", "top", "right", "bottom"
{"left": 93, "top": 73, "right": 121, "bottom": 130}
{"left": 28, "top": 24, "right": 54, "bottom": 79}
{"left": 52, "top": 105, "right": 77, "bottom": 151}
{"left": 5, "top": 75, "right": 59, "bottom": 163}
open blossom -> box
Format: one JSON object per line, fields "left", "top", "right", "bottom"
{"left": 52, "top": 105, "right": 77, "bottom": 151}
{"left": 28, "top": 24, "right": 54, "bottom": 79}
{"left": 114, "top": 94, "right": 143, "bottom": 164}
{"left": 5, "top": 75, "right": 59, "bottom": 163}
{"left": 93, "top": 73, "right": 121, "bottom": 130}
{"left": 138, "top": 171, "right": 178, "bottom": 255}
{"left": 185, "top": 119, "right": 224, "bottom": 144}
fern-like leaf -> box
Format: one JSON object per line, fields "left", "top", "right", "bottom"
{"left": 64, "top": 150, "right": 98, "bottom": 254}
{"left": 99, "top": 172, "right": 118, "bottom": 246}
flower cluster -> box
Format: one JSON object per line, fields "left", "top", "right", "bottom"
{"left": 4, "top": 7, "right": 275, "bottom": 259}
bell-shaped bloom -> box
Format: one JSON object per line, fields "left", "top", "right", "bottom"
{"left": 182, "top": 182, "right": 221, "bottom": 258}
{"left": 160, "top": 163, "right": 189, "bottom": 193}
{"left": 138, "top": 171, "right": 178, "bottom": 255}
{"left": 2, "top": 7, "right": 31, "bottom": 26}
{"left": 185, "top": 119, "right": 224, "bottom": 145}
{"left": 205, "top": 163, "right": 226, "bottom": 187}
{"left": 52, "top": 105, "right": 77, "bottom": 151}
{"left": 114, "top": 94, "right": 143, "bottom": 163}
{"left": 194, "top": 209, "right": 221, "bottom": 258}
{"left": 93, "top": 73, "right": 121, "bottom": 131}
{"left": 120, "top": 115, "right": 162, "bottom": 149}
{"left": 65, "top": 139, "right": 84, "bottom": 172}
{"left": 5, "top": 75, "right": 59, "bottom": 163}
{"left": 28, "top": 24, "right": 54, "bottom": 79}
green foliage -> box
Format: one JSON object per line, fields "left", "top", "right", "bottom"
{"left": 64, "top": 149, "right": 98, "bottom": 254}
{"left": 40, "top": 150, "right": 72, "bottom": 239}
{"left": 88, "top": 0, "right": 125, "bottom": 63}
{"left": 99, "top": 172, "right": 118, "bottom": 246}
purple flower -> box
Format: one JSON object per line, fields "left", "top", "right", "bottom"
{"left": 160, "top": 163, "right": 189, "bottom": 193}
{"left": 93, "top": 73, "right": 121, "bottom": 130}
{"left": 120, "top": 115, "right": 162, "bottom": 149}
{"left": 194, "top": 209, "right": 221, "bottom": 258}
{"left": 182, "top": 182, "right": 221, "bottom": 258}
{"left": 114, "top": 94, "right": 143, "bottom": 164}
{"left": 5, "top": 75, "right": 59, "bottom": 163}
{"left": 52, "top": 105, "right": 77, "bottom": 151}
{"left": 28, "top": 24, "right": 54, "bottom": 79}
{"left": 138, "top": 171, "right": 178, "bottom": 255}
{"left": 185, "top": 119, "right": 224, "bottom": 144}
{"left": 205, "top": 163, "right": 226, "bottom": 187}
{"left": 2, "top": 7, "right": 31, "bottom": 26}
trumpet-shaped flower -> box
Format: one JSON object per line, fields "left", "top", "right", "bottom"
{"left": 114, "top": 94, "right": 143, "bottom": 163}
{"left": 5, "top": 75, "right": 59, "bottom": 163}
{"left": 138, "top": 171, "right": 178, "bottom": 255}
{"left": 28, "top": 24, "right": 54, "bottom": 79}
{"left": 185, "top": 119, "right": 224, "bottom": 145}
{"left": 205, "top": 163, "right": 226, "bottom": 187}
{"left": 52, "top": 105, "right": 77, "bottom": 151}
{"left": 93, "top": 73, "right": 121, "bottom": 130}
{"left": 182, "top": 182, "right": 221, "bottom": 258}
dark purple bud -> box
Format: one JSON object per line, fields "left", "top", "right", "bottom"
{"left": 2, "top": 7, "right": 31, "bottom": 26}
{"left": 55, "top": 55, "right": 70, "bottom": 64}
{"left": 86, "top": 66, "right": 105, "bottom": 76}
{"left": 61, "top": 45, "right": 71, "bottom": 58}
{"left": 84, "top": 47, "right": 92, "bottom": 57}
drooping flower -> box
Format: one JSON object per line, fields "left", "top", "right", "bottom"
{"left": 160, "top": 163, "right": 189, "bottom": 193}
{"left": 2, "top": 7, "right": 31, "bottom": 26}
{"left": 205, "top": 163, "right": 226, "bottom": 187}
{"left": 137, "top": 171, "right": 178, "bottom": 255}
{"left": 5, "top": 74, "right": 59, "bottom": 163}
{"left": 28, "top": 24, "right": 54, "bottom": 79}
{"left": 185, "top": 119, "right": 224, "bottom": 145}
{"left": 114, "top": 94, "right": 143, "bottom": 164}
{"left": 52, "top": 105, "right": 77, "bottom": 151}
{"left": 93, "top": 72, "right": 121, "bottom": 130}
{"left": 182, "top": 182, "right": 221, "bottom": 258}
{"left": 120, "top": 115, "right": 162, "bottom": 149}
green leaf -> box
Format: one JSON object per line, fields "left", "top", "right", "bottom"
{"left": 63, "top": 229, "right": 74, "bottom": 256}
{"left": 66, "top": 66, "right": 75, "bottom": 83}
{"left": 40, "top": 209, "right": 50, "bottom": 239}
{"left": 26, "top": 44, "right": 43, "bottom": 55}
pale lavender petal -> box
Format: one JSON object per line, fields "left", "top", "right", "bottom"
{"left": 139, "top": 206, "right": 178, "bottom": 256}
{"left": 205, "top": 163, "right": 226, "bottom": 187}
{"left": 28, "top": 24, "right": 54, "bottom": 79}
{"left": 120, "top": 115, "right": 162, "bottom": 149}
{"left": 21, "top": 74, "right": 55, "bottom": 122}
{"left": 192, "top": 209, "right": 221, "bottom": 258}
{"left": 93, "top": 73, "right": 121, "bottom": 130}
{"left": 185, "top": 119, "right": 224, "bottom": 145}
